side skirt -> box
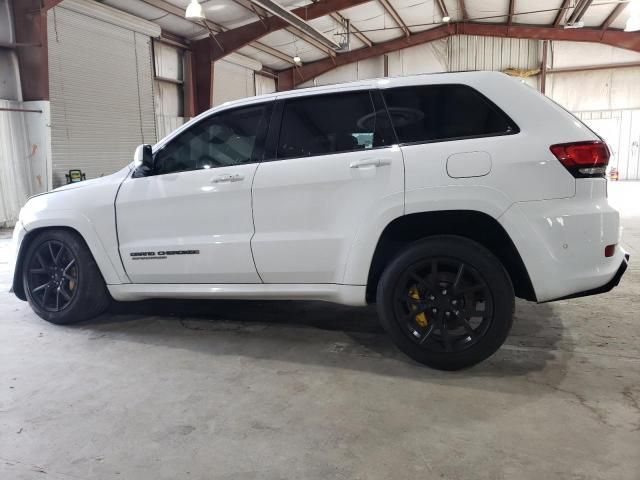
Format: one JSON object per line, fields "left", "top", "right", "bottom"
{"left": 107, "top": 283, "right": 367, "bottom": 306}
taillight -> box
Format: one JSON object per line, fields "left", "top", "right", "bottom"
{"left": 549, "top": 141, "right": 610, "bottom": 178}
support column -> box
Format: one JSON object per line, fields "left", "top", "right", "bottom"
{"left": 10, "top": 0, "right": 55, "bottom": 101}
{"left": 540, "top": 40, "right": 549, "bottom": 95}
{"left": 192, "top": 38, "right": 213, "bottom": 114}
{"left": 182, "top": 49, "right": 196, "bottom": 118}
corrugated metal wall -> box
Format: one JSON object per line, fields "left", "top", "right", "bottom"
{"left": 48, "top": 5, "right": 156, "bottom": 187}
{"left": 212, "top": 59, "right": 256, "bottom": 107}
{"left": 299, "top": 34, "right": 538, "bottom": 88}
{"left": 447, "top": 35, "right": 539, "bottom": 72}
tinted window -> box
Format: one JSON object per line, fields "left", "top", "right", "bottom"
{"left": 276, "top": 91, "right": 395, "bottom": 159}
{"left": 154, "top": 104, "right": 266, "bottom": 175}
{"left": 383, "top": 84, "right": 518, "bottom": 144}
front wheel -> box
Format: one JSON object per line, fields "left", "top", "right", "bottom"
{"left": 377, "top": 235, "right": 514, "bottom": 370}
{"left": 22, "top": 229, "right": 110, "bottom": 325}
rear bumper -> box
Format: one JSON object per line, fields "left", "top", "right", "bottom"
{"left": 499, "top": 179, "right": 626, "bottom": 302}
{"left": 547, "top": 252, "right": 629, "bottom": 301}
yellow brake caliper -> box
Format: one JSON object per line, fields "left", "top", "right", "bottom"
{"left": 409, "top": 286, "right": 429, "bottom": 328}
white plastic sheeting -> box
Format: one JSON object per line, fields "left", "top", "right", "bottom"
{"left": 0, "top": 101, "right": 51, "bottom": 227}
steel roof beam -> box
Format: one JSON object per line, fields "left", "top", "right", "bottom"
{"left": 566, "top": 0, "right": 593, "bottom": 25}
{"left": 601, "top": 2, "right": 627, "bottom": 30}
{"left": 277, "top": 21, "right": 640, "bottom": 90}
{"left": 194, "top": 0, "right": 371, "bottom": 61}
{"left": 330, "top": 12, "right": 373, "bottom": 47}
{"left": 376, "top": 0, "right": 411, "bottom": 37}
{"left": 508, "top": 0, "right": 515, "bottom": 25}
{"left": 139, "top": 0, "right": 294, "bottom": 64}
{"left": 249, "top": 0, "right": 341, "bottom": 49}
{"left": 458, "top": 0, "right": 468, "bottom": 21}
{"left": 553, "top": 0, "right": 572, "bottom": 26}
{"left": 435, "top": 0, "right": 449, "bottom": 20}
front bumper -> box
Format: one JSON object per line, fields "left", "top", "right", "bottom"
{"left": 8, "top": 221, "right": 27, "bottom": 294}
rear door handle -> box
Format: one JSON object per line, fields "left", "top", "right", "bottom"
{"left": 349, "top": 158, "right": 392, "bottom": 168}
{"left": 211, "top": 173, "right": 244, "bottom": 183}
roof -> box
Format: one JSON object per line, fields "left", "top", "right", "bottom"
{"left": 97, "top": 0, "right": 636, "bottom": 72}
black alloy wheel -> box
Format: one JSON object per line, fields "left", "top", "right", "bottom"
{"left": 377, "top": 236, "right": 514, "bottom": 370}
{"left": 394, "top": 258, "right": 493, "bottom": 353}
{"left": 26, "top": 240, "right": 79, "bottom": 312}
{"left": 22, "top": 229, "right": 110, "bottom": 324}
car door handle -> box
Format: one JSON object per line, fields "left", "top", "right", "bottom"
{"left": 349, "top": 158, "right": 392, "bottom": 168}
{"left": 211, "top": 173, "right": 244, "bottom": 183}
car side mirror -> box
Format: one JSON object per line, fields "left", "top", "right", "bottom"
{"left": 133, "top": 144, "right": 154, "bottom": 177}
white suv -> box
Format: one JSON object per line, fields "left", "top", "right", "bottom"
{"left": 9, "top": 71, "right": 629, "bottom": 370}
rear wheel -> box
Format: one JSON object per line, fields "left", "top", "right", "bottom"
{"left": 22, "top": 229, "right": 110, "bottom": 325}
{"left": 377, "top": 235, "right": 514, "bottom": 370}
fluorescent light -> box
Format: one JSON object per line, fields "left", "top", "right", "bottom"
{"left": 185, "top": 0, "right": 204, "bottom": 20}
{"left": 442, "top": 15, "right": 451, "bottom": 22}
{"left": 564, "top": 21, "right": 584, "bottom": 29}
{"left": 250, "top": 0, "right": 341, "bottom": 50}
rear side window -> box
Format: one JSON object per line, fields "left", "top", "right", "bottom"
{"left": 382, "top": 84, "right": 518, "bottom": 144}
{"left": 276, "top": 91, "right": 395, "bottom": 159}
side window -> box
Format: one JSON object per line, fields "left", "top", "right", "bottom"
{"left": 154, "top": 104, "right": 266, "bottom": 175}
{"left": 276, "top": 91, "right": 395, "bottom": 160}
{"left": 382, "top": 84, "right": 518, "bottom": 144}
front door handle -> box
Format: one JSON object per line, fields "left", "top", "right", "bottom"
{"left": 349, "top": 158, "right": 392, "bottom": 168}
{"left": 211, "top": 173, "right": 244, "bottom": 183}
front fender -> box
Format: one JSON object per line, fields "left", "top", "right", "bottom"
{"left": 20, "top": 209, "right": 125, "bottom": 285}
{"left": 16, "top": 168, "right": 131, "bottom": 287}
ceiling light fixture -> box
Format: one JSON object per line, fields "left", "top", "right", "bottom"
{"left": 442, "top": 15, "right": 451, "bottom": 22}
{"left": 185, "top": 0, "right": 204, "bottom": 20}
{"left": 250, "top": 0, "right": 341, "bottom": 50}
{"left": 293, "top": 55, "right": 302, "bottom": 65}
{"left": 563, "top": 21, "right": 584, "bottom": 29}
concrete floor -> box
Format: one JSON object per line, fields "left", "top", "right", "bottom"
{"left": 1, "top": 184, "right": 639, "bottom": 480}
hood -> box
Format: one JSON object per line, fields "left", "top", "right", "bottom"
{"left": 29, "top": 165, "right": 133, "bottom": 199}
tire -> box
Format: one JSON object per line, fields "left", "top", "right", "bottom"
{"left": 22, "top": 229, "right": 110, "bottom": 325}
{"left": 377, "top": 235, "right": 514, "bottom": 370}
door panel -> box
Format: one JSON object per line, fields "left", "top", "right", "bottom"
{"left": 250, "top": 90, "right": 403, "bottom": 284}
{"left": 251, "top": 148, "right": 404, "bottom": 283}
{"left": 116, "top": 164, "right": 261, "bottom": 283}
{"left": 116, "top": 103, "right": 269, "bottom": 284}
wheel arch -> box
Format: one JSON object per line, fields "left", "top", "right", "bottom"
{"left": 12, "top": 224, "right": 119, "bottom": 300}
{"left": 366, "top": 210, "right": 536, "bottom": 303}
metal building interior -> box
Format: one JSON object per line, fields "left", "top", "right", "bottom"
{"left": 1, "top": 0, "right": 640, "bottom": 478}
